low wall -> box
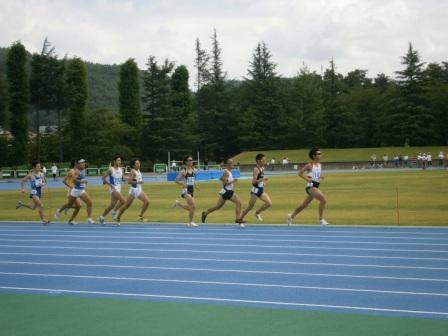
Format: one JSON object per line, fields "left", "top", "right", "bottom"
{"left": 166, "top": 169, "right": 241, "bottom": 181}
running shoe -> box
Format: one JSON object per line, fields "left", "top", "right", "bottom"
{"left": 201, "top": 211, "right": 207, "bottom": 223}
{"left": 115, "top": 217, "right": 121, "bottom": 227}
{"left": 68, "top": 220, "right": 77, "bottom": 225}
{"left": 16, "top": 201, "right": 24, "bottom": 209}
{"left": 239, "top": 222, "right": 246, "bottom": 229}
{"left": 287, "top": 213, "right": 293, "bottom": 226}
{"left": 319, "top": 219, "right": 329, "bottom": 226}
{"left": 172, "top": 200, "right": 181, "bottom": 208}
{"left": 187, "top": 222, "right": 198, "bottom": 227}
{"left": 138, "top": 216, "right": 148, "bottom": 222}
{"left": 87, "top": 218, "right": 96, "bottom": 225}
{"left": 63, "top": 208, "right": 69, "bottom": 215}
{"left": 110, "top": 210, "right": 117, "bottom": 220}
{"left": 99, "top": 215, "right": 105, "bottom": 226}
{"left": 42, "top": 220, "right": 50, "bottom": 226}
{"left": 54, "top": 209, "right": 61, "bottom": 219}
{"left": 254, "top": 213, "right": 263, "bottom": 221}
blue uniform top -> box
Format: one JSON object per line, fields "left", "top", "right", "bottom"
{"left": 74, "top": 169, "right": 86, "bottom": 190}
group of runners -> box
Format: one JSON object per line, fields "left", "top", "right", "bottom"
{"left": 16, "top": 148, "right": 329, "bottom": 227}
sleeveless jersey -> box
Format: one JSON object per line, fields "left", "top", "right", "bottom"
{"left": 222, "top": 170, "right": 234, "bottom": 191}
{"left": 252, "top": 167, "right": 265, "bottom": 188}
{"left": 306, "top": 163, "right": 321, "bottom": 188}
{"left": 109, "top": 167, "right": 123, "bottom": 186}
{"left": 74, "top": 169, "right": 86, "bottom": 190}
{"left": 184, "top": 168, "right": 196, "bottom": 194}
{"left": 131, "top": 169, "right": 143, "bottom": 190}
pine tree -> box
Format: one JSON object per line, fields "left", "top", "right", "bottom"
{"left": 196, "top": 29, "right": 230, "bottom": 161}
{"left": 0, "top": 77, "right": 7, "bottom": 128}
{"left": 6, "top": 41, "right": 30, "bottom": 164}
{"left": 65, "top": 57, "right": 87, "bottom": 158}
{"left": 119, "top": 58, "right": 141, "bottom": 128}
{"left": 395, "top": 43, "right": 433, "bottom": 145}
{"left": 242, "top": 41, "right": 284, "bottom": 149}
{"left": 194, "top": 38, "right": 209, "bottom": 91}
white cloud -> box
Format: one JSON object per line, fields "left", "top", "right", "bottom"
{"left": 0, "top": 0, "right": 447, "bottom": 85}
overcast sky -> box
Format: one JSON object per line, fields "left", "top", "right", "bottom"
{"left": 1, "top": 0, "right": 447, "bottom": 85}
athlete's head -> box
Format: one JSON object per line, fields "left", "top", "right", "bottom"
{"left": 225, "top": 158, "right": 234, "bottom": 168}
{"left": 183, "top": 155, "right": 193, "bottom": 166}
{"left": 77, "top": 159, "right": 86, "bottom": 169}
{"left": 130, "top": 159, "right": 140, "bottom": 169}
{"left": 255, "top": 153, "right": 265, "bottom": 164}
{"left": 31, "top": 160, "right": 41, "bottom": 171}
{"left": 69, "top": 159, "right": 77, "bottom": 169}
{"left": 309, "top": 147, "right": 321, "bottom": 160}
{"left": 113, "top": 155, "right": 121, "bottom": 166}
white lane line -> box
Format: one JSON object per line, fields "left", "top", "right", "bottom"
{"left": 1, "top": 223, "right": 447, "bottom": 235}
{"left": 1, "top": 271, "right": 447, "bottom": 297}
{"left": 0, "top": 229, "right": 447, "bottom": 241}
{"left": 0, "top": 233, "right": 447, "bottom": 247}
{"left": 0, "top": 250, "right": 447, "bottom": 270}
{"left": 2, "top": 258, "right": 447, "bottom": 282}
{"left": 1, "top": 242, "right": 446, "bottom": 254}
{"left": 1, "top": 286, "right": 447, "bottom": 317}
{"left": 0, "top": 239, "right": 447, "bottom": 260}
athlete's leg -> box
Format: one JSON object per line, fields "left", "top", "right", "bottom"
{"left": 137, "top": 192, "right": 150, "bottom": 218}
{"left": 32, "top": 196, "right": 45, "bottom": 221}
{"left": 238, "top": 194, "right": 258, "bottom": 221}
{"left": 202, "top": 197, "right": 226, "bottom": 223}
{"left": 205, "top": 197, "right": 226, "bottom": 216}
{"left": 117, "top": 195, "right": 135, "bottom": 220}
{"left": 68, "top": 198, "right": 81, "bottom": 222}
{"left": 184, "top": 194, "right": 196, "bottom": 223}
{"left": 290, "top": 193, "right": 314, "bottom": 218}
{"left": 80, "top": 192, "right": 93, "bottom": 218}
{"left": 229, "top": 194, "right": 242, "bottom": 220}
{"left": 308, "top": 188, "right": 327, "bottom": 220}
{"left": 256, "top": 192, "right": 272, "bottom": 215}
{"left": 102, "top": 193, "right": 120, "bottom": 217}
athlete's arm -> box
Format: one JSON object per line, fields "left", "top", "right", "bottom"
{"left": 127, "top": 169, "right": 136, "bottom": 184}
{"left": 175, "top": 169, "right": 186, "bottom": 187}
{"left": 62, "top": 170, "right": 73, "bottom": 188}
{"left": 298, "top": 164, "right": 312, "bottom": 182}
{"left": 102, "top": 167, "right": 113, "bottom": 186}
{"left": 20, "top": 173, "right": 31, "bottom": 193}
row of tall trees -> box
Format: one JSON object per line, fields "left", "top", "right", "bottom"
{"left": 0, "top": 33, "right": 447, "bottom": 166}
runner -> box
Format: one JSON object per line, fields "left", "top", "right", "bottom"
{"left": 16, "top": 160, "right": 50, "bottom": 225}
{"left": 98, "top": 156, "right": 126, "bottom": 225}
{"left": 172, "top": 155, "right": 200, "bottom": 227}
{"left": 287, "top": 147, "right": 329, "bottom": 226}
{"left": 235, "top": 153, "right": 272, "bottom": 228}
{"left": 115, "top": 159, "right": 150, "bottom": 225}
{"left": 54, "top": 159, "right": 94, "bottom": 225}
{"left": 201, "top": 158, "right": 242, "bottom": 224}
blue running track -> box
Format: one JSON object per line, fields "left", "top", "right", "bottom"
{"left": 0, "top": 222, "right": 447, "bottom": 320}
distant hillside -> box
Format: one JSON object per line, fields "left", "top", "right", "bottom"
{"left": 233, "top": 147, "right": 448, "bottom": 164}
{"left": 0, "top": 47, "right": 120, "bottom": 112}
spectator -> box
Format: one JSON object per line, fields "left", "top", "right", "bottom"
{"left": 438, "top": 151, "right": 444, "bottom": 166}
{"left": 42, "top": 165, "right": 47, "bottom": 177}
{"left": 370, "top": 154, "right": 377, "bottom": 167}
{"left": 393, "top": 155, "right": 400, "bottom": 167}
{"left": 171, "top": 160, "right": 177, "bottom": 171}
{"left": 51, "top": 163, "right": 58, "bottom": 181}
{"left": 417, "top": 153, "right": 422, "bottom": 168}
{"left": 427, "top": 152, "right": 432, "bottom": 166}
{"left": 403, "top": 154, "right": 409, "bottom": 168}
{"left": 421, "top": 153, "right": 428, "bottom": 170}
{"left": 282, "top": 157, "right": 288, "bottom": 166}
{"left": 383, "top": 154, "right": 389, "bottom": 168}
{"left": 270, "top": 157, "right": 275, "bottom": 171}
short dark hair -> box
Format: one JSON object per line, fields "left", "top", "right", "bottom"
{"left": 130, "top": 158, "right": 140, "bottom": 168}
{"left": 309, "top": 147, "right": 320, "bottom": 160}
{"left": 31, "top": 160, "right": 40, "bottom": 168}
{"left": 113, "top": 155, "right": 121, "bottom": 162}
{"left": 183, "top": 155, "right": 193, "bottom": 164}
{"left": 255, "top": 153, "right": 265, "bottom": 161}
{"left": 70, "top": 159, "right": 77, "bottom": 169}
